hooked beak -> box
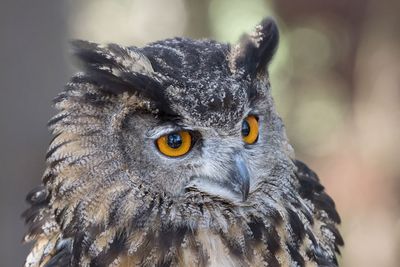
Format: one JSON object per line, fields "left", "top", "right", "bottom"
{"left": 185, "top": 154, "right": 250, "bottom": 202}
{"left": 230, "top": 154, "right": 250, "bottom": 201}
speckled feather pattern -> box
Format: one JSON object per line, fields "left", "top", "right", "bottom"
{"left": 23, "top": 18, "right": 342, "bottom": 267}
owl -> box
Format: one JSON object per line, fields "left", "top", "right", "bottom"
{"left": 23, "top": 18, "right": 343, "bottom": 267}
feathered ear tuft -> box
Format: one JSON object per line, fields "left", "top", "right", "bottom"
{"left": 70, "top": 40, "right": 174, "bottom": 114}
{"left": 230, "top": 18, "right": 279, "bottom": 78}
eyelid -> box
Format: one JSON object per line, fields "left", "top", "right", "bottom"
{"left": 248, "top": 113, "right": 259, "bottom": 120}
{"left": 146, "top": 125, "right": 180, "bottom": 139}
{"left": 146, "top": 124, "right": 193, "bottom": 139}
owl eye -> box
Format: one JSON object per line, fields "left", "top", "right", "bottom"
{"left": 156, "top": 131, "right": 192, "bottom": 157}
{"left": 242, "top": 115, "right": 259, "bottom": 144}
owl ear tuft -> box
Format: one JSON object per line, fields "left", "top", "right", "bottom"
{"left": 230, "top": 18, "right": 279, "bottom": 78}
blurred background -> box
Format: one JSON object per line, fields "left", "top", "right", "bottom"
{"left": 1, "top": 0, "right": 399, "bottom": 266}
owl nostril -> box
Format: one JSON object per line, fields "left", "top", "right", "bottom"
{"left": 187, "top": 175, "right": 199, "bottom": 183}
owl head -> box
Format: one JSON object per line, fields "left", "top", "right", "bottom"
{"left": 47, "top": 17, "right": 292, "bottom": 203}
{"left": 26, "top": 18, "right": 341, "bottom": 266}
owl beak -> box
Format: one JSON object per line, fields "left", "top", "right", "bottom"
{"left": 186, "top": 154, "right": 250, "bottom": 202}
{"left": 232, "top": 155, "right": 250, "bottom": 202}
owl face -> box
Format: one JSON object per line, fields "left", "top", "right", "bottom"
{"left": 101, "top": 31, "right": 291, "bottom": 203}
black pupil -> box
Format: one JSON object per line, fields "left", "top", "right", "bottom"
{"left": 242, "top": 120, "right": 250, "bottom": 136}
{"left": 167, "top": 133, "right": 183, "bottom": 148}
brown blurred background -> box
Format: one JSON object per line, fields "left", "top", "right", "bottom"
{"left": 1, "top": 0, "right": 399, "bottom": 266}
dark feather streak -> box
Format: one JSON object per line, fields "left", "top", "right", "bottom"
{"left": 287, "top": 208, "right": 306, "bottom": 245}
{"left": 70, "top": 40, "right": 176, "bottom": 116}
{"left": 90, "top": 231, "right": 127, "bottom": 267}
{"left": 287, "top": 242, "right": 305, "bottom": 267}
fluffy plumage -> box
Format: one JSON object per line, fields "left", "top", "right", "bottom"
{"left": 23, "top": 18, "right": 343, "bottom": 267}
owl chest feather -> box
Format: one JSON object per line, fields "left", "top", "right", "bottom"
{"left": 115, "top": 228, "right": 318, "bottom": 267}
{"left": 118, "top": 231, "right": 241, "bottom": 267}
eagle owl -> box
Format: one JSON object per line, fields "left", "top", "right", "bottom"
{"left": 23, "top": 18, "right": 343, "bottom": 267}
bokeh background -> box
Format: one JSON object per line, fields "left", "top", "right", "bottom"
{"left": 1, "top": 0, "right": 399, "bottom": 266}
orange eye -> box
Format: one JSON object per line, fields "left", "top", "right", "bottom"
{"left": 156, "top": 131, "right": 192, "bottom": 157}
{"left": 242, "top": 115, "right": 259, "bottom": 144}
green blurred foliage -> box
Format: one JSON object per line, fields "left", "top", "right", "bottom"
{"left": 208, "top": 0, "right": 274, "bottom": 42}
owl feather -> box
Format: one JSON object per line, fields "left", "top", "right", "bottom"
{"left": 23, "top": 18, "right": 343, "bottom": 267}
